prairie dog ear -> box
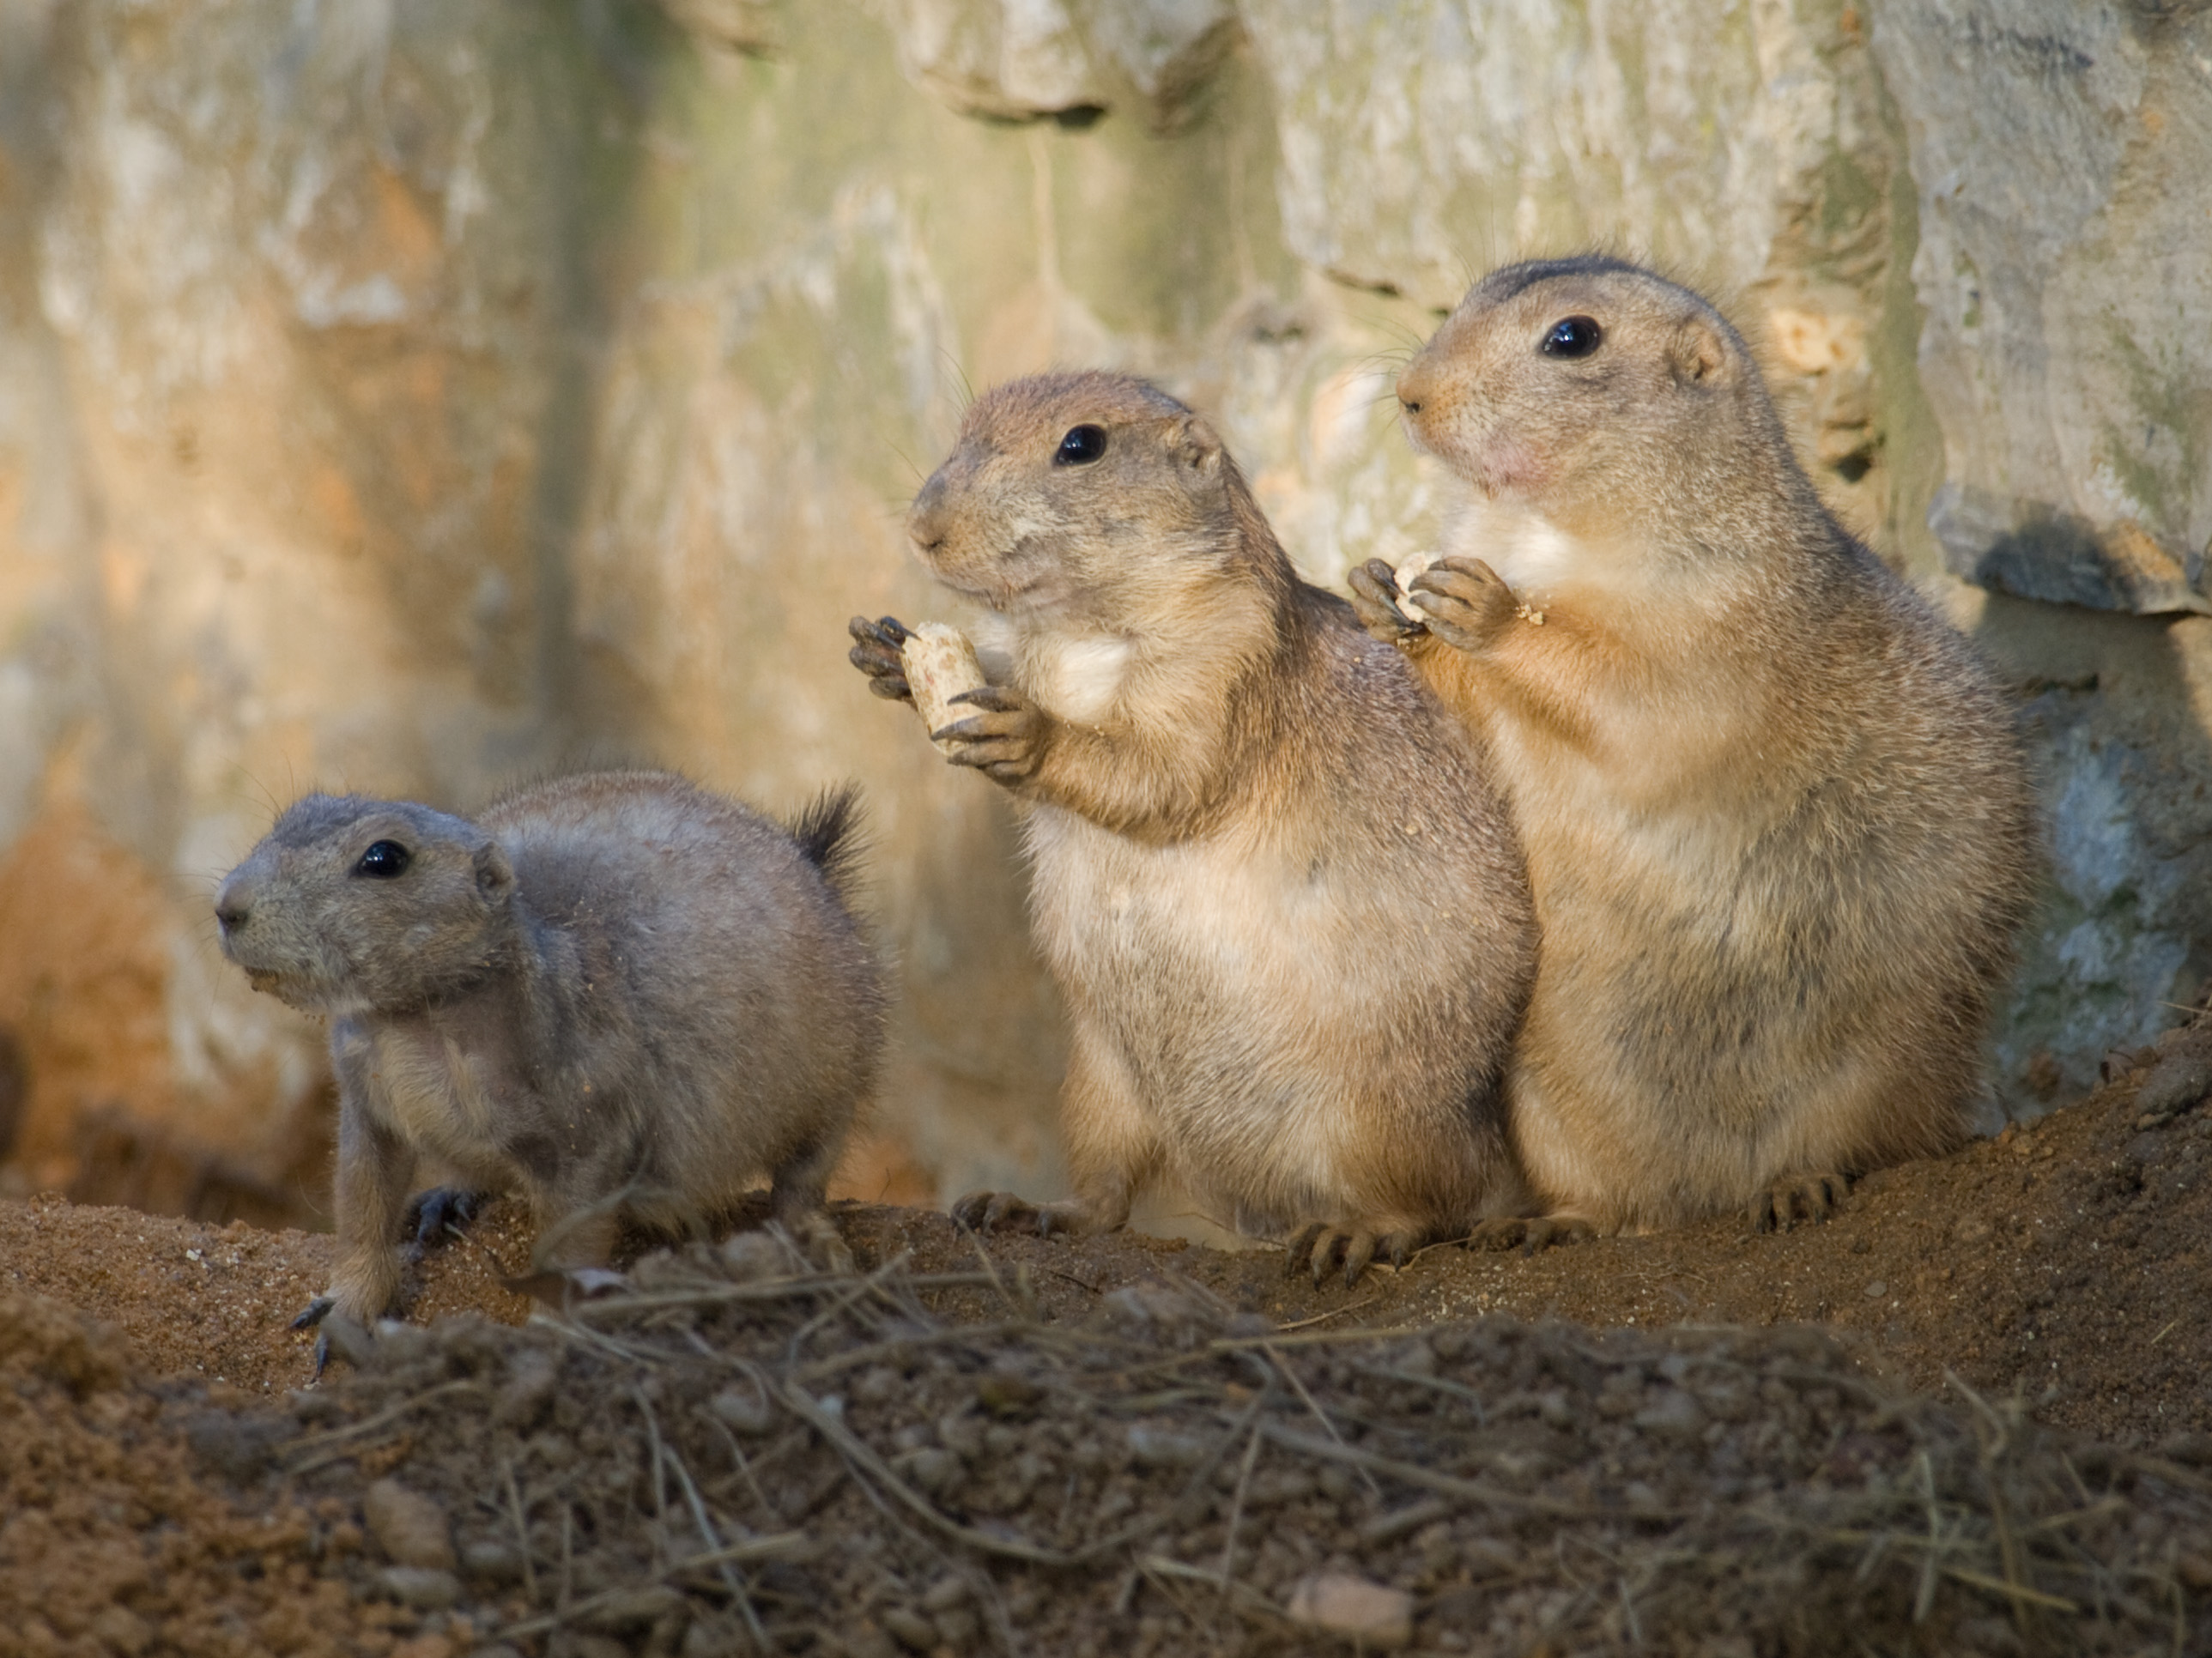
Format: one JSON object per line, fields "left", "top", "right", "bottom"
{"left": 474, "top": 840, "right": 515, "bottom": 900}
{"left": 1170, "top": 415, "right": 1224, "bottom": 476}
{"left": 1667, "top": 316, "right": 1729, "bottom": 387}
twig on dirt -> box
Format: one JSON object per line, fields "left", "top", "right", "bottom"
{"left": 1209, "top": 1324, "right": 1426, "bottom": 1352}
{"left": 1134, "top": 1553, "right": 1208, "bottom": 1630}
{"left": 702, "top": 1411, "right": 778, "bottom": 1525}
{"left": 773, "top": 1375, "right": 1161, "bottom": 1568}
{"left": 773, "top": 1375, "right": 1076, "bottom": 1564}
{"left": 633, "top": 1385, "right": 675, "bottom": 1552}
{"left": 561, "top": 1268, "right": 1000, "bottom": 1322}
{"left": 1360, "top": 1360, "right": 1491, "bottom": 1423}
{"left": 1942, "top": 1566, "right": 2081, "bottom": 1614}
{"left": 1913, "top": 1449, "right": 1945, "bottom": 1623}
{"left": 954, "top": 1224, "right": 1028, "bottom": 1322}
{"left": 1261, "top": 1341, "right": 1380, "bottom": 1498}
{"left": 499, "top": 1453, "right": 538, "bottom": 1601}
{"left": 1257, "top": 1421, "right": 1619, "bottom": 1518}
{"left": 282, "top": 1379, "right": 478, "bottom": 1471}
{"left": 1215, "top": 1410, "right": 1267, "bottom": 1605}
{"left": 635, "top": 1383, "right": 769, "bottom": 1652}
{"left": 499, "top": 1534, "right": 811, "bottom": 1638}
{"left": 1171, "top": 1390, "right": 1266, "bottom": 1526}
{"left": 785, "top": 1255, "right": 917, "bottom": 1366}
{"left": 559, "top": 1499, "right": 576, "bottom": 1616}
{"left": 1270, "top": 1295, "right": 1379, "bottom": 1333}
{"left": 789, "top": 1322, "right": 1029, "bottom": 1386}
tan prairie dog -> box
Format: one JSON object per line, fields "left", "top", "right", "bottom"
{"left": 1347, "top": 254, "right": 2038, "bottom": 1234}
{"left": 849, "top": 370, "right": 1537, "bottom": 1283}
{"left": 214, "top": 772, "right": 885, "bottom": 1337}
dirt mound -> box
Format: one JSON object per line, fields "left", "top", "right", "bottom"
{"left": 0, "top": 1293, "right": 356, "bottom": 1658}
{"left": 142, "top": 1246, "right": 2212, "bottom": 1656}
{"left": 2, "top": 1020, "right": 2211, "bottom": 1651}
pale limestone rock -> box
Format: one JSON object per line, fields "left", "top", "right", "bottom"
{"left": 1236, "top": 0, "right": 1870, "bottom": 308}
{"left": 3, "top": 0, "right": 2212, "bottom": 1216}
{"left": 648, "top": 0, "right": 779, "bottom": 55}
{"left": 1874, "top": 1, "right": 2212, "bottom": 616}
{"left": 870, "top": 0, "right": 1235, "bottom": 122}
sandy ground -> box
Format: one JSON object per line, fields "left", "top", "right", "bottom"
{"left": 2, "top": 1019, "right": 2209, "bottom": 1655}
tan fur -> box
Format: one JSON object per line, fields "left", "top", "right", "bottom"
{"left": 215, "top": 772, "right": 884, "bottom": 1322}
{"left": 1353, "top": 256, "right": 2038, "bottom": 1232}
{"left": 853, "top": 372, "right": 1538, "bottom": 1274}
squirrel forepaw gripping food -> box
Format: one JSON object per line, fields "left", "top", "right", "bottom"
{"left": 847, "top": 614, "right": 916, "bottom": 702}
{"left": 1406, "top": 556, "right": 1520, "bottom": 651}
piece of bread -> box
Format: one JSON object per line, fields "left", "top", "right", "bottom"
{"left": 900, "top": 623, "right": 988, "bottom": 752}
{"left": 1394, "top": 552, "right": 1436, "bottom": 617}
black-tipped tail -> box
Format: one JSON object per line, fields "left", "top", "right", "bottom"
{"left": 787, "top": 784, "right": 869, "bottom": 901}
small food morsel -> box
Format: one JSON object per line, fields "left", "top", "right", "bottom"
{"left": 1392, "top": 552, "right": 1436, "bottom": 614}
{"left": 900, "top": 623, "right": 989, "bottom": 753}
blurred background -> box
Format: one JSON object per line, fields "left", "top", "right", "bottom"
{"left": 0, "top": 0, "right": 2207, "bottom": 1232}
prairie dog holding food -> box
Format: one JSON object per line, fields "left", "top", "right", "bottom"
{"left": 1348, "top": 255, "right": 2037, "bottom": 1233}
{"left": 850, "top": 370, "right": 1537, "bottom": 1282}
{"left": 215, "top": 772, "right": 884, "bottom": 1328}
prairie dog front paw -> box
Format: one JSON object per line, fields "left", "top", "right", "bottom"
{"left": 1407, "top": 557, "right": 1522, "bottom": 652}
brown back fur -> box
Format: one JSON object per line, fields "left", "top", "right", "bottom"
{"left": 910, "top": 371, "right": 1537, "bottom": 1247}
{"left": 1389, "top": 256, "right": 2038, "bottom": 1228}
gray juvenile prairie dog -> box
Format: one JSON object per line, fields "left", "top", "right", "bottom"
{"left": 215, "top": 771, "right": 885, "bottom": 1328}
{"left": 1347, "top": 254, "right": 2038, "bottom": 1234}
{"left": 849, "top": 370, "right": 1538, "bottom": 1282}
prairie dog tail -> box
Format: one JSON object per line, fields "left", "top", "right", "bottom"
{"left": 786, "top": 785, "right": 870, "bottom": 901}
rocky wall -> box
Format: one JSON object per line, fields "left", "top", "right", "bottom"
{"left": 0, "top": 0, "right": 2203, "bottom": 1222}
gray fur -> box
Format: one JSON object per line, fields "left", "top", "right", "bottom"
{"left": 215, "top": 770, "right": 885, "bottom": 1321}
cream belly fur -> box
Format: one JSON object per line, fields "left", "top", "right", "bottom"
{"left": 1022, "top": 799, "right": 1499, "bottom": 1233}
{"left": 851, "top": 369, "right": 1539, "bottom": 1281}
{"left": 1350, "top": 254, "right": 2037, "bottom": 1234}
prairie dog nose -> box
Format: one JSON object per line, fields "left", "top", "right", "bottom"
{"left": 1397, "top": 358, "right": 1436, "bottom": 417}
{"left": 214, "top": 876, "right": 252, "bottom": 935}
{"left": 907, "top": 475, "right": 949, "bottom": 554}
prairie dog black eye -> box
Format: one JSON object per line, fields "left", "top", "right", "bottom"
{"left": 1054, "top": 425, "right": 1107, "bottom": 465}
{"left": 355, "top": 840, "right": 411, "bottom": 879}
{"left": 1541, "top": 316, "right": 1603, "bottom": 359}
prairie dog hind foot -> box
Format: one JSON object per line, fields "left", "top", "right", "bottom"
{"left": 949, "top": 1189, "right": 1102, "bottom": 1238}
{"left": 1464, "top": 1214, "right": 1597, "bottom": 1255}
{"left": 1283, "top": 1220, "right": 1421, "bottom": 1289}
{"left": 403, "top": 1186, "right": 490, "bottom": 1256}
{"left": 1751, "top": 1171, "right": 1851, "bottom": 1234}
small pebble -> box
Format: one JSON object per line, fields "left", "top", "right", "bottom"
{"left": 708, "top": 1386, "right": 776, "bottom": 1437}
{"left": 1863, "top": 1280, "right": 1888, "bottom": 1299}
{"left": 365, "top": 1479, "right": 456, "bottom": 1572}
{"left": 2134, "top": 1051, "right": 2212, "bottom": 1117}
{"left": 921, "top": 1575, "right": 970, "bottom": 1612}
{"left": 1287, "top": 1572, "right": 1414, "bottom": 1649}
{"left": 379, "top": 1565, "right": 462, "bottom": 1610}
{"left": 879, "top": 1607, "right": 938, "bottom": 1653}
{"left": 88, "top": 1607, "right": 152, "bottom": 1658}
{"left": 1127, "top": 1422, "right": 1209, "bottom": 1468}
{"left": 1633, "top": 1389, "right": 1706, "bottom": 1441}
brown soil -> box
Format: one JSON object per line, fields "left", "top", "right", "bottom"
{"left": 2, "top": 1020, "right": 2209, "bottom": 1654}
